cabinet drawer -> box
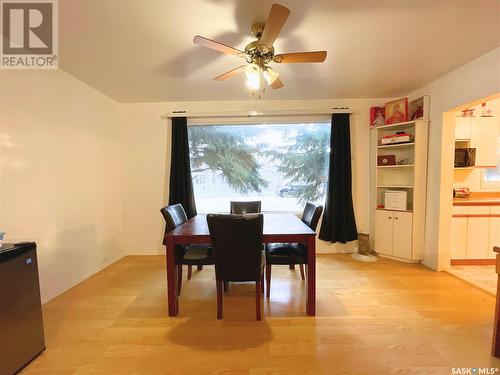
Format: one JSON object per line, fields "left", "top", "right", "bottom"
{"left": 452, "top": 206, "right": 490, "bottom": 216}
{"left": 491, "top": 206, "right": 500, "bottom": 215}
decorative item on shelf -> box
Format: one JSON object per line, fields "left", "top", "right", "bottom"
{"left": 385, "top": 190, "right": 407, "bottom": 211}
{"left": 409, "top": 97, "right": 425, "bottom": 120}
{"left": 453, "top": 187, "right": 470, "bottom": 198}
{"left": 380, "top": 131, "right": 414, "bottom": 145}
{"left": 460, "top": 108, "right": 475, "bottom": 117}
{"left": 410, "top": 105, "right": 423, "bottom": 120}
{"left": 397, "top": 157, "right": 411, "bottom": 165}
{"left": 481, "top": 102, "right": 493, "bottom": 117}
{"left": 0, "top": 232, "right": 5, "bottom": 248}
{"left": 370, "top": 106, "right": 385, "bottom": 128}
{"left": 377, "top": 204, "right": 385, "bottom": 209}
{"left": 378, "top": 154, "right": 396, "bottom": 166}
{"left": 384, "top": 97, "right": 408, "bottom": 124}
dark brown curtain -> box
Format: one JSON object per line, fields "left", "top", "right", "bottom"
{"left": 319, "top": 113, "right": 358, "bottom": 243}
{"left": 168, "top": 117, "right": 197, "bottom": 218}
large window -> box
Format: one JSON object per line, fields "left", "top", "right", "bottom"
{"left": 188, "top": 122, "right": 330, "bottom": 213}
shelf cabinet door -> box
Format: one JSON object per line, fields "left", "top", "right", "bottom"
{"left": 392, "top": 212, "right": 413, "bottom": 259}
{"left": 375, "top": 210, "right": 393, "bottom": 256}
{"left": 489, "top": 217, "right": 500, "bottom": 259}
{"left": 451, "top": 217, "right": 468, "bottom": 259}
{"left": 455, "top": 117, "right": 472, "bottom": 140}
{"left": 470, "top": 117, "right": 499, "bottom": 167}
{"left": 466, "top": 217, "right": 490, "bottom": 259}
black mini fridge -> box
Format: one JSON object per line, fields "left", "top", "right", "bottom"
{"left": 0, "top": 243, "right": 45, "bottom": 375}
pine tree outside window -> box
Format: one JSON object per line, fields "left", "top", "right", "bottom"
{"left": 188, "top": 122, "right": 330, "bottom": 213}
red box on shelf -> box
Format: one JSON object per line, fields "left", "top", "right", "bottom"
{"left": 377, "top": 155, "right": 396, "bottom": 166}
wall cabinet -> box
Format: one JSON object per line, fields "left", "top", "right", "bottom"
{"left": 455, "top": 116, "right": 498, "bottom": 167}
{"left": 455, "top": 117, "right": 472, "bottom": 140}
{"left": 451, "top": 205, "right": 500, "bottom": 260}
{"left": 375, "top": 210, "right": 413, "bottom": 259}
{"left": 469, "top": 117, "right": 499, "bottom": 167}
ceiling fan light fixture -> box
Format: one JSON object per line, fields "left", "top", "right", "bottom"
{"left": 193, "top": 3, "right": 327, "bottom": 93}
{"left": 244, "top": 63, "right": 261, "bottom": 90}
{"left": 263, "top": 66, "right": 279, "bottom": 85}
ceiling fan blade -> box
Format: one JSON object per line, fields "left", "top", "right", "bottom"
{"left": 271, "top": 76, "right": 284, "bottom": 89}
{"left": 273, "top": 51, "right": 327, "bottom": 63}
{"left": 193, "top": 35, "right": 244, "bottom": 56}
{"left": 259, "top": 4, "right": 290, "bottom": 49}
{"left": 213, "top": 66, "right": 247, "bottom": 81}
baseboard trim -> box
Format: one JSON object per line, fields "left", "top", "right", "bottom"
{"left": 450, "top": 259, "right": 496, "bottom": 266}
{"left": 41, "top": 253, "right": 125, "bottom": 304}
{"left": 378, "top": 254, "right": 421, "bottom": 264}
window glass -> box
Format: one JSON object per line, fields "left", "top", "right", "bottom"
{"left": 188, "top": 122, "right": 330, "bottom": 213}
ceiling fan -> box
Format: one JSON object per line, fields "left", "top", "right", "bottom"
{"left": 193, "top": 3, "right": 327, "bottom": 91}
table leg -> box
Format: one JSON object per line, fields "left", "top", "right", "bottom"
{"left": 306, "top": 236, "right": 316, "bottom": 316}
{"left": 165, "top": 236, "right": 178, "bottom": 316}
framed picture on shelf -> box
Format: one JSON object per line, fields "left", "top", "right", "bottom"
{"left": 370, "top": 106, "right": 385, "bottom": 128}
{"left": 385, "top": 97, "right": 408, "bottom": 125}
{"left": 409, "top": 97, "right": 424, "bottom": 120}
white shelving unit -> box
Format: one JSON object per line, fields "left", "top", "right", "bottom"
{"left": 377, "top": 165, "right": 415, "bottom": 169}
{"left": 370, "top": 116, "right": 429, "bottom": 263}
{"left": 378, "top": 143, "right": 415, "bottom": 149}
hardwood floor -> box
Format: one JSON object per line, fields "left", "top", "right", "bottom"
{"left": 23, "top": 255, "right": 500, "bottom": 374}
{"left": 447, "top": 265, "right": 497, "bottom": 296}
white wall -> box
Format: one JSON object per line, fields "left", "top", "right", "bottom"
{"left": 406, "top": 47, "right": 500, "bottom": 271}
{"left": 120, "top": 99, "right": 385, "bottom": 255}
{"left": 0, "top": 69, "right": 125, "bottom": 303}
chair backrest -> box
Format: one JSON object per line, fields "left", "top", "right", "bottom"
{"left": 301, "top": 203, "right": 324, "bottom": 231}
{"left": 230, "top": 201, "right": 261, "bottom": 214}
{"left": 207, "top": 214, "right": 263, "bottom": 282}
{"left": 160, "top": 204, "right": 189, "bottom": 260}
{"left": 160, "top": 204, "right": 188, "bottom": 233}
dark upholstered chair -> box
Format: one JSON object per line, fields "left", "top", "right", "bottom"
{"left": 265, "top": 203, "right": 323, "bottom": 297}
{"left": 161, "top": 204, "right": 214, "bottom": 295}
{"left": 207, "top": 214, "right": 265, "bottom": 320}
{"left": 230, "top": 201, "right": 261, "bottom": 214}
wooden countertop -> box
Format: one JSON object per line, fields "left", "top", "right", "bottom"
{"left": 453, "top": 193, "right": 500, "bottom": 206}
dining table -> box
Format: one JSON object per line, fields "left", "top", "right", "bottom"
{"left": 164, "top": 213, "right": 317, "bottom": 317}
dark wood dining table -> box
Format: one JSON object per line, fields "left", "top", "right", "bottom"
{"left": 164, "top": 213, "right": 317, "bottom": 317}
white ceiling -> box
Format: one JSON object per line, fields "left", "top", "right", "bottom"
{"left": 58, "top": 0, "right": 500, "bottom": 103}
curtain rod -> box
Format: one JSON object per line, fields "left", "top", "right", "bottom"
{"left": 160, "top": 108, "right": 353, "bottom": 120}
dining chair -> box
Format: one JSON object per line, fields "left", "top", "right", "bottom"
{"left": 265, "top": 203, "right": 323, "bottom": 298}
{"left": 230, "top": 201, "right": 262, "bottom": 214}
{"left": 207, "top": 214, "right": 265, "bottom": 320}
{"left": 161, "top": 204, "right": 214, "bottom": 295}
